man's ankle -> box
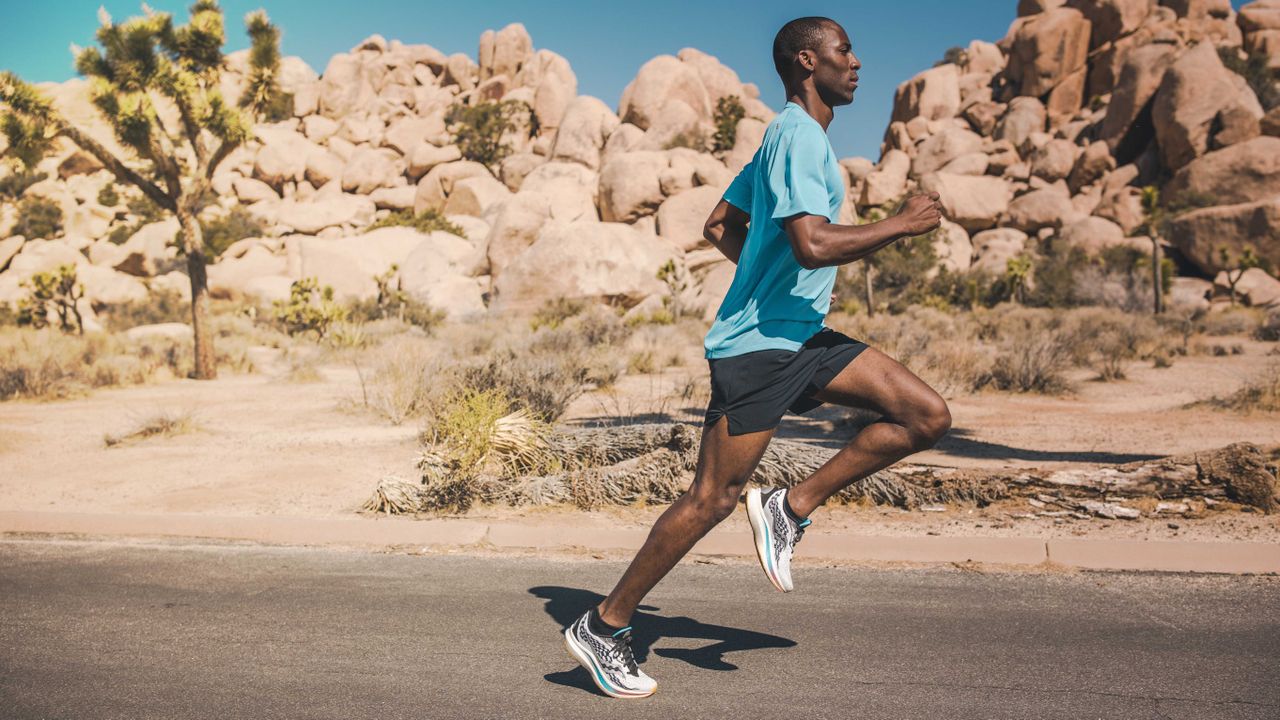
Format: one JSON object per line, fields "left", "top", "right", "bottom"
{"left": 592, "top": 604, "right": 628, "bottom": 635}
{"left": 782, "top": 491, "right": 809, "bottom": 523}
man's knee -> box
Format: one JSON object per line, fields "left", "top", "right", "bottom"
{"left": 907, "top": 396, "right": 951, "bottom": 449}
{"left": 688, "top": 485, "right": 742, "bottom": 524}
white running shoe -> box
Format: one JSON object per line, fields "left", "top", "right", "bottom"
{"left": 563, "top": 610, "right": 657, "bottom": 699}
{"left": 746, "top": 487, "right": 810, "bottom": 592}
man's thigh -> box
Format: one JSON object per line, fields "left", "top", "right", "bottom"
{"left": 810, "top": 346, "right": 945, "bottom": 419}
{"left": 689, "top": 416, "right": 775, "bottom": 496}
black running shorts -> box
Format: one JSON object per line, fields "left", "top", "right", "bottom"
{"left": 703, "top": 327, "right": 870, "bottom": 436}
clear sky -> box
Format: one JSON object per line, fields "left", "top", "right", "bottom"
{"left": 0, "top": 0, "right": 1251, "bottom": 160}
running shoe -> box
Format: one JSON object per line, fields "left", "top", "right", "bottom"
{"left": 746, "top": 486, "right": 811, "bottom": 592}
{"left": 563, "top": 610, "right": 657, "bottom": 698}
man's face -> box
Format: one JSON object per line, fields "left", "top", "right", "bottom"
{"left": 804, "top": 23, "right": 861, "bottom": 107}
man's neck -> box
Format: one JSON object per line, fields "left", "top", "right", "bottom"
{"left": 785, "top": 87, "right": 834, "bottom": 131}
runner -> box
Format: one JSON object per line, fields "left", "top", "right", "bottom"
{"left": 562, "top": 16, "right": 950, "bottom": 698}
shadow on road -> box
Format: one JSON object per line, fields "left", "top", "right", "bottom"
{"left": 530, "top": 586, "right": 796, "bottom": 695}
{"left": 934, "top": 428, "right": 1162, "bottom": 464}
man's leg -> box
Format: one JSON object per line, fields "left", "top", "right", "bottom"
{"left": 784, "top": 347, "right": 952, "bottom": 518}
{"left": 596, "top": 416, "right": 775, "bottom": 628}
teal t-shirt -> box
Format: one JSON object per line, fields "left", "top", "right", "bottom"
{"left": 704, "top": 101, "right": 846, "bottom": 359}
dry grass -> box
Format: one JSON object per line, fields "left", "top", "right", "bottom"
{"left": 1206, "top": 361, "right": 1280, "bottom": 413}
{"left": 103, "top": 407, "right": 200, "bottom": 447}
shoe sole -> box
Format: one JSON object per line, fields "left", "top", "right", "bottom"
{"left": 562, "top": 626, "right": 656, "bottom": 699}
{"left": 746, "top": 488, "right": 789, "bottom": 593}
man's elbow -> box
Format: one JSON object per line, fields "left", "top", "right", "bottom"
{"left": 793, "top": 243, "right": 825, "bottom": 270}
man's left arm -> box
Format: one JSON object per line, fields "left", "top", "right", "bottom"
{"left": 703, "top": 200, "right": 749, "bottom": 264}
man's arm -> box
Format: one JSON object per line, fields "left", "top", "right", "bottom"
{"left": 783, "top": 192, "right": 943, "bottom": 270}
{"left": 703, "top": 199, "right": 750, "bottom": 265}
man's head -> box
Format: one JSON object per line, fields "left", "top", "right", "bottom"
{"left": 772, "top": 17, "right": 861, "bottom": 107}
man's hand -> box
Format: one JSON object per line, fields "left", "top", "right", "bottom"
{"left": 895, "top": 192, "right": 943, "bottom": 236}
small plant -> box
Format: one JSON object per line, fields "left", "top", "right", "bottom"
{"left": 271, "top": 277, "right": 348, "bottom": 340}
{"left": 96, "top": 183, "right": 120, "bottom": 207}
{"left": 663, "top": 128, "right": 711, "bottom": 152}
{"left": 1002, "top": 254, "right": 1034, "bottom": 305}
{"left": 656, "top": 258, "right": 695, "bottom": 321}
{"left": 12, "top": 196, "right": 63, "bottom": 240}
{"left": 103, "top": 408, "right": 199, "bottom": 447}
{"left": 365, "top": 208, "right": 466, "bottom": 236}
{"left": 17, "top": 264, "right": 84, "bottom": 334}
{"left": 444, "top": 98, "right": 535, "bottom": 172}
{"left": 712, "top": 95, "right": 745, "bottom": 153}
{"left": 0, "top": 169, "right": 47, "bottom": 200}
{"left": 531, "top": 297, "right": 586, "bottom": 331}
{"left": 346, "top": 264, "right": 446, "bottom": 333}
{"left": 102, "top": 287, "right": 188, "bottom": 331}
{"left": 1218, "top": 246, "right": 1265, "bottom": 306}
{"left": 1218, "top": 46, "right": 1280, "bottom": 111}
{"left": 201, "top": 206, "right": 264, "bottom": 261}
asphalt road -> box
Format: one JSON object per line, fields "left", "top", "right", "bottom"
{"left": 1, "top": 537, "right": 1277, "bottom": 720}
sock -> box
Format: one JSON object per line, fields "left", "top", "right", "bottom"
{"left": 782, "top": 492, "right": 807, "bottom": 524}
{"left": 589, "top": 606, "right": 626, "bottom": 636}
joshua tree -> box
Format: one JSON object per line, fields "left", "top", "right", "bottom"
{"left": 0, "top": 1, "right": 284, "bottom": 379}
{"left": 1218, "top": 245, "right": 1262, "bottom": 307}
{"left": 1139, "top": 186, "right": 1165, "bottom": 315}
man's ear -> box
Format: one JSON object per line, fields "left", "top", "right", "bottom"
{"left": 797, "top": 49, "right": 817, "bottom": 72}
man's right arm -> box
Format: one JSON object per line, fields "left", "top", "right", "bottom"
{"left": 783, "top": 192, "right": 943, "bottom": 270}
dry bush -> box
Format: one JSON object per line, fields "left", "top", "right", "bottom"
{"left": 1210, "top": 362, "right": 1280, "bottom": 413}
{"left": 103, "top": 407, "right": 200, "bottom": 447}
{"left": 1197, "top": 307, "right": 1266, "bottom": 337}
{"left": 1059, "top": 307, "right": 1164, "bottom": 381}
{"left": 831, "top": 306, "right": 992, "bottom": 395}
{"left": 349, "top": 335, "right": 443, "bottom": 424}
{"left": 980, "top": 306, "right": 1074, "bottom": 393}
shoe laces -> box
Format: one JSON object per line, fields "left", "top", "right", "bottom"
{"left": 605, "top": 627, "right": 639, "bottom": 674}
{"left": 792, "top": 517, "right": 812, "bottom": 547}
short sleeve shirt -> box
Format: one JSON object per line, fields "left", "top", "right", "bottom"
{"left": 704, "top": 102, "right": 846, "bottom": 359}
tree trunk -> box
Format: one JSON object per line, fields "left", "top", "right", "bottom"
{"left": 1152, "top": 237, "right": 1163, "bottom": 315}
{"left": 178, "top": 213, "right": 216, "bottom": 380}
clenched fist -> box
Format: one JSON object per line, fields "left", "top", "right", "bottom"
{"left": 895, "top": 192, "right": 943, "bottom": 236}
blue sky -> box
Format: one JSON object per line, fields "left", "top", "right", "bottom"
{"left": 0, "top": 1, "right": 1250, "bottom": 160}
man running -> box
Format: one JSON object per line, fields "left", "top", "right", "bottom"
{"left": 562, "top": 16, "right": 950, "bottom": 698}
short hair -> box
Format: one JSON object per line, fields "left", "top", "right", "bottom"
{"left": 772, "top": 17, "right": 838, "bottom": 79}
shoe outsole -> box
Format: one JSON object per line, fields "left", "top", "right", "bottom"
{"left": 562, "top": 625, "right": 656, "bottom": 699}
{"left": 746, "top": 488, "right": 790, "bottom": 593}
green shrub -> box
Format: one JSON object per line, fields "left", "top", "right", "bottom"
{"left": 712, "top": 95, "right": 745, "bottom": 153}
{"left": 365, "top": 208, "right": 465, "bottom": 236}
{"left": 200, "top": 206, "right": 264, "bottom": 260}
{"left": 530, "top": 297, "right": 586, "bottom": 331}
{"left": 96, "top": 183, "right": 120, "bottom": 207}
{"left": 271, "top": 277, "right": 348, "bottom": 339}
{"left": 445, "top": 99, "right": 535, "bottom": 172}
{"left": 13, "top": 196, "right": 63, "bottom": 240}
{"left": 17, "top": 264, "right": 84, "bottom": 334}
{"left": 0, "top": 169, "right": 47, "bottom": 200}
{"left": 663, "top": 128, "right": 711, "bottom": 152}
{"left": 1219, "top": 46, "right": 1280, "bottom": 111}
{"left": 345, "top": 264, "right": 446, "bottom": 333}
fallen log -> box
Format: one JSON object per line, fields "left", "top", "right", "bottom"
{"left": 363, "top": 422, "right": 1278, "bottom": 515}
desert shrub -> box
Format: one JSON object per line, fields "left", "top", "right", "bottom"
{"left": 423, "top": 387, "right": 516, "bottom": 469}
{"left": 657, "top": 258, "right": 698, "bottom": 321}
{"left": 365, "top": 208, "right": 465, "bottom": 236}
{"left": 831, "top": 305, "right": 992, "bottom": 395}
{"left": 712, "top": 95, "right": 745, "bottom": 153}
{"left": 460, "top": 343, "right": 591, "bottom": 421}
{"left": 16, "top": 264, "right": 84, "bottom": 334}
{"left": 0, "top": 169, "right": 47, "bottom": 200}
{"left": 445, "top": 99, "right": 535, "bottom": 171}
{"left": 107, "top": 193, "right": 169, "bottom": 245}
{"left": 271, "top": 277, "right": 348, "bottom": 339}
{"left": 201, "top": 206, "right": 264, "bottom": 260}
{"left": 530, "top": 297, "right": 586, "bottom": 331}
{"left": 350, "top": 336, "right": 442, "bottom": 424}
{"left": 346, "top": 264, "right": 446, "bottom": 333}
{"left": 13, "top": 196, "right": 62, "bottom": 240}
{"left": 1211, "top": 361, "right": 1280, "bottom": 413}
{"left": 103, "top": 408, "right": 199, "bottom": 447}
{"left": 981, "top": 307, "right": 1073, "bottom": 393}
{"left": 663, "top": 128, "right": 712, "bottom": 151}
{"left": 1255, "top": 312, "right": 1280, "bottom": 342}
{"left": 936, "top": 45, "right": 968, "bottom": 67}
{"left": 1219, "top": 46, "right": 1280, "bottom": 111}
{"left": 1197, "top": 307, "right": 1266, "bottom": 337}
{"left": 96, "top": 183, "right": 120, "bottom": 207}
{"left": 101, "top": 287, "right": 189, "bottom": 332}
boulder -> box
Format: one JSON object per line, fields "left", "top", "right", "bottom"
{"left": 0, "top": 236, "right": 24, "bottom": 272}
{"left": 383, "top": 117, "right": 445, "bottom": 156}
{"left": 369, "top": 186, "right": 417, "bottom": 210}
{"left": 341, "top": 147, "right": 401, "bottom": 194}
{"left": 911, "top": 126, "right": 985, "bottom": 177}
{"left": 302, "top": 115, "right": 339, "bottom": 143}
{"left": 233, "top": 177, "right": 279, "bottom": 204}
{"left": 996, "top": 96, "right": 1047, "bottom": 149}
{"left": 919, "top": 172, "right": 1014, "bottom": 231}
{"left": 317, "top": 53, "right": 378, "bottom": 119}
{"left": 860, "top": 150, "right": 912, "bottom": 207}
{"left": 971, "top": 228, "right": 1030, "bottom": 274}
{"left": 1019, "top": 0, "right": 1068, "bottom": 15}
{"left": 491, "top": 220, "right": 680, "bottom": 313}
{"left": 413, "top": 161, "right": 492, "bottom": 214}
{"left": 940, "top": 152, "right": 991, "bottom": 176}
{"left": 1264, "top": 106, "right": 1280, "bottom": 137}
{"left": 549, "top": 96, "right": 621, "bottom": 170}
{"left": 74, "top": 264, "right": 149, "bottom": 305}
{"left": 485, "top": 192, "right": 553, "bottom": 279}
{"left": 1066, "top": 0, "right": 1156, "bottom": 48}
{"left": 1168, "top": 276, "right": 1212, "bottom": 311}
{"left": 966, "top": 40, "right": 1006, "bottom": 75}
{"left": 274, "top": 194, "right": 375, "bottom": 234}
{"left": 676, "top": 48, "right": 747, "bottom": 106}
{"left": 1152, "top": 42, "right": 1264, "bottom": 171}
{"left": 656, "top": 185, "right": 722, "bottom": 252}
{"left": 891, "top": 64, "right": 962, "bottom": 122}
{"left": 443, "top": 175, "right": 512, "bottom": 217}
{"left": 1167, "top": 196, "right": 1280, "bottom": 274}
{"left": 1005, "top": 187, "right": 1080, "bottom": 231}
{"left": 518, "top": 162, "right": 598, "bottom": 222}
{"left": 124, "top": 323, "right": 193, "bottom": 343}
{"left": 1068, "top": 140, "right": 1117, "bottom": 191}
{"left": 478, "top": 23, "right": 534, "bottom": 82}
{"left": 498, "top": 153, "right": 543, "bottom": 192}
{"left": 1029, "top": 139, "right": 1081, "bottom": 182}
{"left": 963, "top": 101, "right": 1005, "bottom": 136}
{"left": 207, "top": 245, "right": 289, "bottom": 302}
{"left": 304, "top": 150, "right": 344, "bottom": 188}
{"left": 408, "top": 143, "right": 463, "bottom": 181}
{"left": 598, "top": 151, "right": 668, "bottom": 222}
{"left": 1057, "top": 215, "right": 1131, "bottom": 254}
{"left": 253, "top": 128, "right": 320, "bottom": 188}
{"left": 932, "top": 218, "right": 973, "bottom": 273}
{"left": 519, "top": 49, "right": 578, "bottom": 132}
{"left": 1163, "top": 136, "right": 1280, "bottom": 206}
{"left": 114, "top": 218, "right": 179, "bottom": 277}
{"left": 1005, "top": 8, "right": 1093, "bottom": 97}
{"left": 618, "top": 55, "right": 712, "bottom": 131}
{"left": 1094, "top": 186, "right": 1146, "bottom": 234}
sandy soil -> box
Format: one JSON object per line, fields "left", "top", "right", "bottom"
{"left": 1, "top": 336, "right": 1277, "bottom": 543}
